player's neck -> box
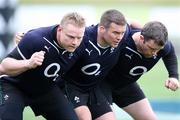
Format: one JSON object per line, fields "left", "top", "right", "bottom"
{"left": 97, "top": 29, "right": 110, "bottom": 48}
{"left": 97, "top": 38, "right": 109, "bottom": 48}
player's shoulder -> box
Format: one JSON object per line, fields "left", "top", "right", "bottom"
{"left": 158, "top": 41, "right": 174, "bottom": 56}
{"left": 24, "top": 28, "right": 43, "bottom": 40}
{"left": 83, "top": 24, "right": 98, "bottom": 44}
{"left": 84, "top": 24, "right": 98, "bottom": 37}
{"left": 85, "top": 24, "right": 97, "bottom": 32}
{"left": 24, "top": 25, "right": 56, "bottom": 42}
{"left": 26, "top": 25, "right": 57, "bottom": 37}
{"left": 162, "top": 41, "right": 173, "bottom": 51}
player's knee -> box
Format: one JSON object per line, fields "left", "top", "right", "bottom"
{"left": 74, "top": 106, "right": 92, "bottom": 120}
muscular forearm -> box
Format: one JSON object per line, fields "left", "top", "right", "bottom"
{"left": 163, "top": 42, "right": 179, "bottom": 79}
{"left": 1, "top": 57, "right": 30, "bottom": 76}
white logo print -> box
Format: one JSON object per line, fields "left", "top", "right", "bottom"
{"left": 81, "top": 63, "right": 101, "bottom": 76}
{"left": 85, "top": 48, "right": 93, "bottom": 56}
{"left": 74, "top": 96, "right": 80, "bottom": 103}
{"left": 125, "top": 54, "right": 133, "bottom": 59}
{"left": 129, "top": 66, "right": 147, "bottom": 76}
{"left": 68, "top": 53, "right": 73, "bottom": 59}
{"left": 153, "top": 54, "right": 157, "bottom": 59}
{"left": 44, "top": 63, "right": 60, "bottom": 81}
{"left": 44, "top": 45, "right": 51, "bottom": 52}
{"left": 110, "top": 47, "right": 114, "bottom": 53}
{"left": 4, "top": 94, "right": 9, "bottom": 100}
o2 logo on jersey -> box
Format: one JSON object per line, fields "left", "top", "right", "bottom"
{"left": 44, "top": 63, "right": 60, "bottom": 81}
{"left": 81, "top": 63, "right": 101, "bottom": 76}
{"left": 129, "top": 66, "right": 147, "bottom": 76}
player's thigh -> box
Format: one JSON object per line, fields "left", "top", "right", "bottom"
{"left": 113, "top": 82, "right": 146, "bottom": 108}
{"left": 123, "top": 98, "right": 157, "bottom": 120}
{"left": 0, "top": 82, "right": 25, "bottom": 120}
{"left": 31, "top": 85, "right": 78, "bottom": 120}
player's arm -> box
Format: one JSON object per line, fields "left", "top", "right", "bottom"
{"left": 0, "top": 57, "right": 31, "bottom": 76}
{"left": 162, "top": 42, "right": 179, "bottom": 91}
{"left": 0, "top": 51, "right": 45, "bottom": 76}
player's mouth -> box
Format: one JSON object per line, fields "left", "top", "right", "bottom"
{"left": 114, "top": 41, "right": 120, "bottom": 45}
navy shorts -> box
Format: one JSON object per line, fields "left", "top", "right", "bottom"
{"left": 0, "top": 80, "right": 78, "bottom": 120}
{"left": 101, "top": 82, "right": 146, "bottom": 108}
{"left": 65, "top": 83, "right": 112, "bottom": 119}
{"left": 112, "top": 82, "right": 146, "bottom": 108}
{"left": 0, "top": 82, "right": 25, "bottom": 120}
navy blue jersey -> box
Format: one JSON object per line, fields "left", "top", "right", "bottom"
{"left": 105, "top": 26, "right": 179, "bottom": 89}
{"left": 2, "top": 25, "right": 78, "bottom": 96}
{"left": 64, "top": 25, "right": 124, "bottom": 91}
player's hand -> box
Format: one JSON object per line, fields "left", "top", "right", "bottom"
{"left": 27, "top": 51, "right": 45, "bottom": 69}
{"left": 165, "top": 77, "right": 180, "bottom": 91}
{"left": 129, "top": 20, "right": 143, "bottom": 29}
{"left": 14, "top": 32, "right": 25, "bottom": 45}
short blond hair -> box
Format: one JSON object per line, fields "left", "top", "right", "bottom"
{"left": 60, "top": 12, "right": 86, "bottom": 28}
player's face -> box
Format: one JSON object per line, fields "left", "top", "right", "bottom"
{"left": 140, "top": 39, "right": 164, "bottom": 58}
{"left": 57, "top": 24, "right": 85, "bottom": 52}
{"left": 103, "top": 23, "right": 126, "bottom": 48}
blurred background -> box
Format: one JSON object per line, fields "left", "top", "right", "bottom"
{"left": 0, "top": 0, "right": 179, "bottom": 120}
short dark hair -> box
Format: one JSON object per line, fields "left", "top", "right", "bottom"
{"left": 99, "top": 9, "right": 127, "bottom": 29}
{"left": 141, "top": 21, "right": 168, "bottom": 46}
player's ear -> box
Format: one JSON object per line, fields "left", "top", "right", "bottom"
{"left": 139, "top": 35, "right": 145, "bottom": 42}
{"left": 99, "top": 25, "right": 105, "bottom": 33}
{"left": 57, "top": 25, "right": 62, "bottom": 32}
